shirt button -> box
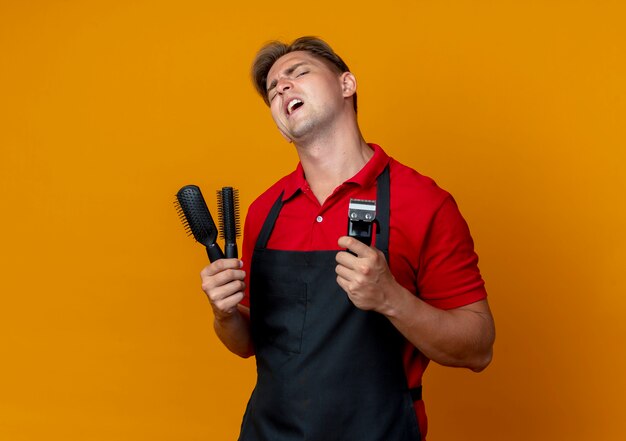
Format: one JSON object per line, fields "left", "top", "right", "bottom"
{"left": 316, "top": 215, "right": 323, "bottom": 223}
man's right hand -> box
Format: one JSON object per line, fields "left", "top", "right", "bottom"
{"left": 200, "top": 259, "right": 246, "bottom": 321}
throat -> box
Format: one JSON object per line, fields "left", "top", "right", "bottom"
{"left": 298, "top": 140, "right": 373, "bottom": 205}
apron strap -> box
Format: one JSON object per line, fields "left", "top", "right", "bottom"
{"left": 410, "top": 386, "right": 423, "bottom": 401}
{"left": 375, "top": 165, "right": 390, "bottom": 255}
{"left": 255, "top": 191, "right": 285, "bottom": 249}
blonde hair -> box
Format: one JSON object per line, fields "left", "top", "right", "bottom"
{"left": 251, "top": 36, "right": 357, "bottom": 112}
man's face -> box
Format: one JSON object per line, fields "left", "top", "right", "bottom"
{"left": 265, "top": 51, "right": 347, "bottom": 143}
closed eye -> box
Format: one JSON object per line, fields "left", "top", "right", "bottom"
{"left": 266, "top": 65, "right": 310, "bottom": 102}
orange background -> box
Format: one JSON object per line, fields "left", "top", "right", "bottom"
{"left": 1, "top": 1, "right": 625, "bottom": 440}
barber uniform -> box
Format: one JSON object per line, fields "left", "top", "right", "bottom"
{"left": 239, "top": 167, "right": 421, "bottom": 441}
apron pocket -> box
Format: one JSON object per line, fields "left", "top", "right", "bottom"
{"left": 251, "top": 280, "right": 307, "bottom": 354}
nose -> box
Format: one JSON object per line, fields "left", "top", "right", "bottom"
{"left": 276, "top": 78, "right": 292, "bottom": 94}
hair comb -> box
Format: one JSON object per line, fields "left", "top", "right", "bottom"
{"left": 175, "top": 185, "right": 224, "bottom": 262}
{"left": 217, "top": 186, "right": 241, "bottom": 259}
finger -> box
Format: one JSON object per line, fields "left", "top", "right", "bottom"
{"left": 213, "top": 291, "right": 245, "bottom": 315}
{"left": 206, "top": 279, "right": 246, "bottom": 303}
{"left": 201, "top": 258, "right": 243, "bottom": 277}
{"left": 335, "top": 249, "right": 357, "bottom": 269}
{"left": 335, "top": 274, "right": 351, "bottom": 293}
{"left": 335, "top": 263, "right": 354, "bottom": 282}
{"left": 201, "top": 268, "right": 246, "bottom": 293}
{"left": 337, "top": 236, "right": 374, "bottom": 258}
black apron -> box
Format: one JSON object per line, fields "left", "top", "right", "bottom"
{"left": 239, "top": 167, "right": 421, "bottom": 441}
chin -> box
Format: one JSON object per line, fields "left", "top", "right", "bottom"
{"left": 289, "top": 121, "right": 316, "bottom": 140}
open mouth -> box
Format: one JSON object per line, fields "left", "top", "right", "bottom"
{"left": 287, "top": 98, "right": 304, "bottom": 116}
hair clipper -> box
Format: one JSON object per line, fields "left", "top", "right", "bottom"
{"left": 347, "top": 198, "right": 377, "bottom": 249}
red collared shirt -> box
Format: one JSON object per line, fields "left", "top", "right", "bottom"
{"left": 241, "top": 144, "right": 487, "bottom": 437}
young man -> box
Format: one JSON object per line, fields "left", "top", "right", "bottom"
{"left": 200, "top": 36, "right": 495, "bottom": 441}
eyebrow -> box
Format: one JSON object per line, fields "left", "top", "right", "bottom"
{"left": 266, "top": 62, "right": 309, "bottom": 93}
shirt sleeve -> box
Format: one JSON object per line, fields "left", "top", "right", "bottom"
{"left": 417, "top": 195, "right": 487, "bottom": 310}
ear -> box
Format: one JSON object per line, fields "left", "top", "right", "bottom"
{"left": 340, "top": 72, "right": 357, "bottom": 98}
{"left": 278, "top": 127, "right": 293, "bottom": 143}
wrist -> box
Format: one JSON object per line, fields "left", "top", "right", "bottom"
{"left": 213, "top": 307, "right": 241, "bottom": 324}
{"left": 377, "top": 280, "right": 405, "bottom": 318}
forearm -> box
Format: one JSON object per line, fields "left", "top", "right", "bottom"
{"left": 213, "top": 305, "right": 254, "bottom": 358}
{"left": 382, "top": 286, "right": 495, "bottom": 372}
{"left": 334, "top": 238, "right": 494, "bottom": 371}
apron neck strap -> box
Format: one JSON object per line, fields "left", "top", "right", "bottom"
{"left": 256, "top": 190, "right": 285, "bottom": 249}
{"left": 375, "top": 165, "right": 390, "bottom": 254}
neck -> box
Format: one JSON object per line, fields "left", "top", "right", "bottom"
{"left": 294, "top": 120, "right": 373, "bottom": 205}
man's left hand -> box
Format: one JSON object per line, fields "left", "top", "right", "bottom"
{"left": 335, "top": 236, "right": 397, "bottom": 312}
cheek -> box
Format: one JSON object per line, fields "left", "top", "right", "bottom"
{"left": 270, "top": 108, "right": 286, "bottom": 129}
{"left": 269, "top": 104, "right": 281, "bottom": 121}
{"left": 313, "top": 79, "right": 343, "bottom": 104}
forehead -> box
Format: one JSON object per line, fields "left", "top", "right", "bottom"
{"left": 266, "top": 51, "right": 329, "bottom": 84}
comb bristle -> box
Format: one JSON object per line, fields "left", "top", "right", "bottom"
{"left": 175, "top": 185, "right": 219, "bottom": 246}
{"left": 233, "top": 189, "right": 241, "bottom": 237}
{"left": 216, "top": 190, "right": 225, "bottom": 239}
{"left": 219, "top": 187, "right": 237, "bottom": 239}
{"left": 218, "top": 186, "right": 240, "bottom": 258}
{"left": 174, "top": 201, "right": 188, "bottom": 230}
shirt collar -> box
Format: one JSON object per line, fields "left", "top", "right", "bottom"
{"left": 345, "top": 143, "right": 390, "bottom": 188}
{"left": 281, "top": 143, "right": 390, "bottom": 201}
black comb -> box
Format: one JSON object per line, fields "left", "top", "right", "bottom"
{"left": 175, "top": 185, "right": 225, "bottom": 262}
{"left": 217, "top": 186, "right": 241, "bottom": 259}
